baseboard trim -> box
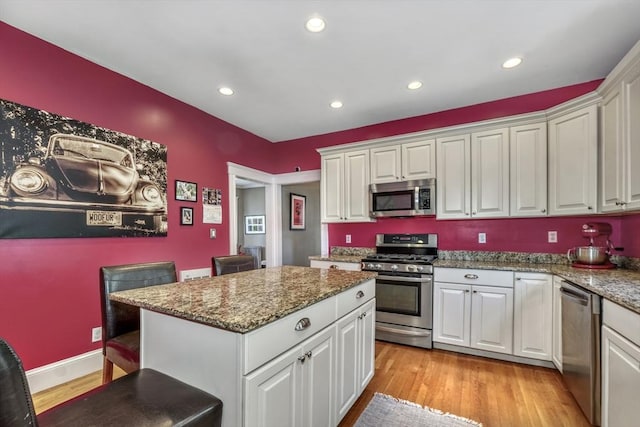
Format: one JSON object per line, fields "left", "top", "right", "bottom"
{"left": 26, "top": 349, "right": 103, "bottom": 394}
{"left": 433, "top": 342, "right": 556, "bottom": 369}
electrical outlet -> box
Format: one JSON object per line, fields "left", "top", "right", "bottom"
{"left": 478, "top": 233, "right": 486, "bottom": 244}
{"left": 548, "top": 231, "right": 558, "bottom": 243}
{"left": 346, "top": 234, "right": 352, "bottom": 244}
{"left": 91, "top": 327, "right": 102, "bottom": 343}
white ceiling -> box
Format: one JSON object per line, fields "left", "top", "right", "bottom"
{"left": 2, "top": 0, "right": 640, "bottom": 142}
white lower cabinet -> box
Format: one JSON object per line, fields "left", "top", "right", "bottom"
{"left": 434, "top": 269, "right": 514, "bottom": 355}
{"left": 245, "top": 325, "right": 336, "bottom": 427}
{"left": 552, "top": 276, "right": 563, "bottom": 371}
{"left": 513, "top": 273, "right": 553, "bottom": 360}
{"left": 336, "top": 299, "right": 375, "bottom": 422}
{"left": 602, "top": 300, "right": 640, "bottom": 427}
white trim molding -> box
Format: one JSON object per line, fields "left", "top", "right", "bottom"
{"left": 227, "top": 162, "right": 321, "bottom": 267}
{"left": 26, "top": 349, "right": 103, "bottom": 394}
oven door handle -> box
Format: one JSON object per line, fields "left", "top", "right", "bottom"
{"left": 377, "top": 275, "right": 432, "bottom": 283}
{"left": 376, "top": 324, "right": 431, "bottom": 337}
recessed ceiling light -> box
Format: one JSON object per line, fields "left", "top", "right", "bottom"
{"left": 407, "top": 81, "right": 423, "bottom": 90}
{"left": 218, "top": 87, "right": 234, "bottom": 96}
{"left": 306, "top": 16, "right": 326, "bottom": 33}
{"left": 330, "top": 100, "right": 343, "bottom": 109}
{"left": 502, "top": 57, "right": 522, "bottom": 69}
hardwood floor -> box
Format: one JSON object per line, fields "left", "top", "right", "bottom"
{"left": 32, "top": 366, "right": 125, "bottom": 414}
{"left": 33, "top": 342, "right": 590, "bottom": 427}
{"left": 339, "top": 341, "right": 591, "bottom": 427}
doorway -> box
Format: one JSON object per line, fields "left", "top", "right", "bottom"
{"left": 227, "top": 162, "right": 321, "bottom": 267}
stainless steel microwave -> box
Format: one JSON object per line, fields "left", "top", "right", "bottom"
{"left": 369, "top": 178, "right": 436, "bottom": 217}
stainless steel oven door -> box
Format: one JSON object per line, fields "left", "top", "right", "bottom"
{"left": 375, "top": 274, "right": 432, "bottom": 329}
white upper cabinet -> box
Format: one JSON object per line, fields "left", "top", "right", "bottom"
{"left": 471, "top": 128, "right": 510, "bottom": 218}
{"left": 510, "top": 122, "right": 548, "bottom": 217}
{"left": 548, "top": 102, "right": 598, "bottom": 216}
{"left": 600, "top": 41, "right": 640, "bottom": 212}
{"left": 320, "top": 149, "right": 372, "bottom": 223}
{"left": 436, "top": 134, "right": 471, "bottom": 218}
{"left": 437, "top": 128, "right": 509, "bottom": 219}
{"left": 370, "top": 139, "right": 435, "bottom": 184}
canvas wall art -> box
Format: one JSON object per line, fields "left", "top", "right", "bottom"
{"left": 0, "top": 98, "right": 168, "bottom": 238}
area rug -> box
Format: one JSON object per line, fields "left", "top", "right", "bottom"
{"left": 354, "top": 393, "right": 482, "bottom": 427}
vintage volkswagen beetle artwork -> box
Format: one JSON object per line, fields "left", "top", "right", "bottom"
{"left": 0, "top": 134, "right": 167, "bottom": 237}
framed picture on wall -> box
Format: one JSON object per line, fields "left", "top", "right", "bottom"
{"left": 175, "top": 180, "right": 197, "bottom": 202}
{"left": 290, "top": 193, "right": 306, "bottom": 230}
{"left": 180, "top": 207, "right": 194, "bottom": 225}
{"left": 245, "top": 215, "right": 265, "bottom": 234}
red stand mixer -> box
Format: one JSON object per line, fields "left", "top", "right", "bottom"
{"left": 567, "top": 223, "right": 623, "bottom": 269}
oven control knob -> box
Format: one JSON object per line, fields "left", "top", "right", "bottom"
{"left": 375, "top": 264, "right": 382, "bottom": 270}
{"left": 416, "top": 265, "right": 424, "bottom": 272}
{"left": 390, "top": 264, "right": 398, "bottom": 271}
{"left": 407, "top": 265, "right": 416, "bottom": 272}
{"left": 366, "top": 263, "right": 375, "bottom": 269}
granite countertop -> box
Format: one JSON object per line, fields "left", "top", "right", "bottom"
{"left": 110, "top": 266, "right": 376, "bottom": 334}
{"left": 309, "top": 246, "right": 375, "bottom": 264}
{"left": 309, "top": 254, "right": 364, "bottom": 263}
{"left": 433, "top": 259, "right": 640, "bottom": 315}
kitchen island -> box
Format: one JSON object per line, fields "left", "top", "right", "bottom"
{"left": 110, "top": 266, "right": 377, "bottom": 427}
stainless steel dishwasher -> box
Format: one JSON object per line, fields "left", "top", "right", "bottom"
{"left": 560, "top": 280, "right": 601, "bottom": 426}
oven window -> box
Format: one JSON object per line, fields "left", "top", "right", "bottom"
{"left": 372, "top": 191, "right": 413, "bottom": 212}
{"left": 376, "top": 279, "right": 420, "bottom": 316}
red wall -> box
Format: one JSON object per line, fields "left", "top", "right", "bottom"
{"left": 269, "top": 80, "right": 602, "bottom": 174}
{"left": 328, "top": 216, "right": 627, "bottom": 255}
{"left": 0, "top": 23, "right": 276, "bottom": 368}
{"left": 1, "top": 22, "right": 637, "bottom": 371}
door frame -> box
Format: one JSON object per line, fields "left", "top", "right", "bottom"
{"left": 227, "top": 162, "right": 321, "bottom": 267}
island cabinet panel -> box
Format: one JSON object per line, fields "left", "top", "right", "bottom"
{"left": 244, "top": 296, "right": 336, "bottom": 374}
{"left": 138, "top": 276, "right": 376, "bottom": 427}
{"left": 245, "top": 325, "right": 336, "bottom": 427}
{"left": 336, "top": 299, "right": 375, "bottom": 423}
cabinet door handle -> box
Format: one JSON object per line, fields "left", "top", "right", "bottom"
{"left": 473, "top": 290, "right": 477, "bottom": 293}
{"left": 516, "top": 277, "right": 521, "bottom": 281}
{"left": 356, "top": 290, "right": 365, "bottom": 299}
{"left": 295, "top": 317, "right": 311, "bottom": 331}
{"left": 464, "top": 274, "right": 478, "bottom": 279}
{"left": 329, "top": 264, "right": 339, "bottom": 269}
{"left": 298, "top": 355, "right": 306, "bottom": 364}
{"left": 541, "top": 209, "right": 546, "bottom": 213}
{"left": 305, "top": 351, "right": 313, "bottom": 359}
{"left": 588, "top": 206, "right": 593, "bottom": 210}
{"left": 464, "top": 289, "right": 470, "bottom": 293}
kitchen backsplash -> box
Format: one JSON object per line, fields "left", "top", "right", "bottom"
{"left": 330, "top": 246, "right": 375, "bottom": 257}
{"left": 439, "top": 250, "right": 640, "bottom": 271}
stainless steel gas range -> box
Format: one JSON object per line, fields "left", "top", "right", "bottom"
{"left": 361, "top": 233, "right": 437, "bottom": 349}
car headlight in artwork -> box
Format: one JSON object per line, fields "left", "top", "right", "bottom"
{"left": 10, "top": 169, "right": 47, "bottom": 194}
{"left": 140, "top": 184, "right": 162, "bottom": 204}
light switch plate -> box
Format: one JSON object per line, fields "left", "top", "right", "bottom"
{"left": 210, "top": 228, "right": 216, "bottom": 239}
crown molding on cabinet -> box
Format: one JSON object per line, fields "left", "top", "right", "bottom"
{"left": 318, "top": 90, "right": 605, "bottom": 156}
{"left": 597, "top": 39, "right": 640, "bottom": 95}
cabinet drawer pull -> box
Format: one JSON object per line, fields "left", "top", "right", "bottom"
{"left": 464, "top": 274, "right": 478, "bottom": 279}
{"left": 356, "top": 290, "right": 365, "bottom": 299}
{"left": 295, "top": 317, "right": 311, "bottom": 331}
{"left": 329, "top": 264, "right": 339, "bottom": 269}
